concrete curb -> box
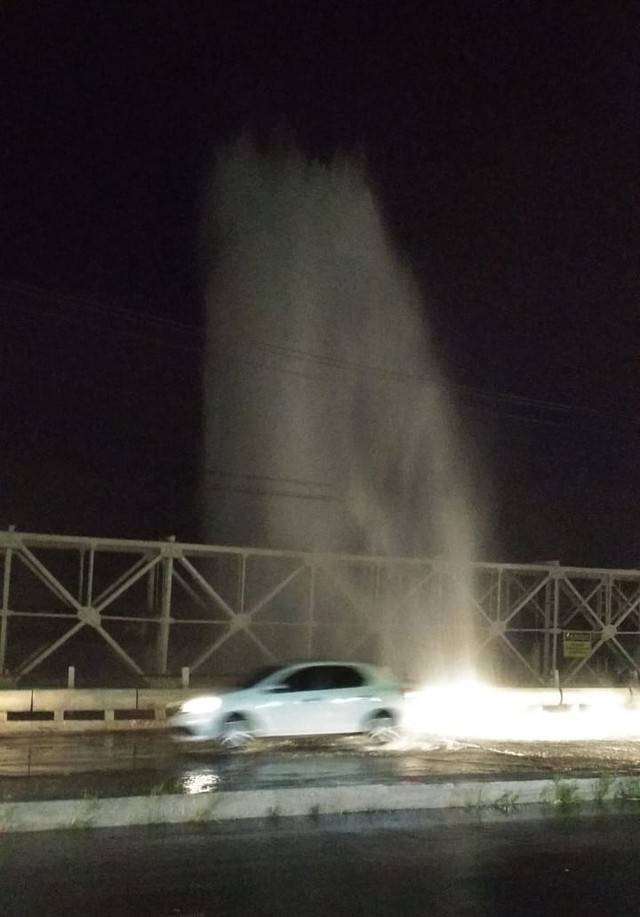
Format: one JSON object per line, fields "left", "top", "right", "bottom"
{"left": 0, "top": 776, "right": 621, "bottom": 833}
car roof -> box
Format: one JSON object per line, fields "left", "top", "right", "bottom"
{"left": 259, "top": 660, "right": 382, "bottom": 680}
{"left": 275, "top": 659, "right": 375, "bottom": 670}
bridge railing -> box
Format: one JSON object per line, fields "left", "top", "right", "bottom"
{"left": 2, "top": 529, "right": 640, "bottom": 686}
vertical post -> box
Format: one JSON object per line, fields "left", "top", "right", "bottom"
{"left": 157, "top": 539, "right": 174, "bottom": 675}
{"left": 543, "top": 576, "right": 552, "bottom": 676}
{"left": 78, "top": 550, "right": 85, "bottom": 605}
{"left": 147, "top": 563, "right": 158, "bottom": 614}
{"left": 491, "top": 568, "right": 503, "bottom": 682}
{"left": 551, "top": 572, "right": 560, "bottom": 680}
{"left": 0, "top": 544, "right": 12, "bottom": 674}
{"left": 86, "top": 545, "right": 95, "bottom": 606}
{"left": 377, "top": 563, "right": 395, "bottom": 672}
{"left": 374, "top": 563, "right": 384, "bottom": 666}
{"left": 67, "top": 665, "right": 75, "bottom": 688}
{"left": 495, "top": 568, "right": 503, "bottom": 624}
{"left": 238, "top": 554, "right": 247, "bottom": 614}
{"left": 604, "top": 575, "right": 612, "bottom": 626}
{"left": 181, "top": 666, "right": 190, "bottom": 688}
{"left": 307, "top": 562, "right": 316, "bottom": 658}
{"left": 437, "top": 561, "right": 446, "bottom": 678}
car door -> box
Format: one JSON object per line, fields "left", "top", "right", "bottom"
{"left": 319, "top": 665, "right": 378, "bottom": 734}
{"left": 256, "top": 665, "right": 335, "bottom": 737}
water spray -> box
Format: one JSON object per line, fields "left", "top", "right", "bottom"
{"left": 202, "top": 138, "right": 479, "bottom": 679}
{"left": 403, "top": 679, "right": 640, "bottom": 743}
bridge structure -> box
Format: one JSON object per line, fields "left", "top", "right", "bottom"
{"left": 1, "top": 530, "right": 639, "bottom": 685}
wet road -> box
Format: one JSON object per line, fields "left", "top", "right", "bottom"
{"left": 3, "top": 812, "right": 640, "bottom": 915}
{"left": 2, "top": 730, "right": 640, "bottom": 800}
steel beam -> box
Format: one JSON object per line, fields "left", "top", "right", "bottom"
{"left": 157, "top": 547, "right": 174, "bottom": 675}
{"left": 0, "top": 547, "right": 11, "bottom": 673}
{"left": 2, "top": 529, "right": 640, "bottom": 684}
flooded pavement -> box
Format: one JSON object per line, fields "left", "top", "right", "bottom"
{"left": 2, "top": 731, "right": 640, "bottom": 801}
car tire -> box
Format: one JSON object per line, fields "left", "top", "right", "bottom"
{"left": 365, "top": 710, "right": 398, "bottom": 745}
{"left": 219, "top": 713, "right": 254, "bottom": 750}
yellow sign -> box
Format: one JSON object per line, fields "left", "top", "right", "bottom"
{"left": 563, "top": 631, "right": 592, "bottom": 659}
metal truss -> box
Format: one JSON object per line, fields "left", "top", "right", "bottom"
{"left": 1, "top": 530, "right": 640, "bottom": 685}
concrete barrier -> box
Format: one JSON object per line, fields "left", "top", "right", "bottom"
{"left": 0, "top": 688, "right": 204, "bottom": 733}
{"left": 2, "top": 683, "right": 638, "bottom": 734}
{"left": 0, "top": 777, "right": 616, "bottom": 833}
{"left": 0, "top": 690, "right": 32, "bottom": 713}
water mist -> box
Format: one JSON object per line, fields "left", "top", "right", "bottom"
{"left": 201, "top": 138, "right": 478, "bottom": 681}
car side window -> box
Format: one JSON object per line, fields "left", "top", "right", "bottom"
{"left": 294, "top": 665, "right": 365, "bottom": 690}
{"left": 278, "top": 665, "right": 366, "bottom": 692}
{"left": 280, "top": 666, "right": 321, "bottom": 692}
{"left": 324, "top": 665, "right": 365, "bottom": 689}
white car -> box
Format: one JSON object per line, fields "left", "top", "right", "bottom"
{"left": 170, "top": 661, "right": 404, "bottom": 748}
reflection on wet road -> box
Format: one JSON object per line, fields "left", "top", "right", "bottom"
{"left": 2, "top": 731, "right": 640, "bottom": 801}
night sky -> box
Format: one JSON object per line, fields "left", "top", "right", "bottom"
{"left": 2, "top": 2, "right": 638, "bottom": 566}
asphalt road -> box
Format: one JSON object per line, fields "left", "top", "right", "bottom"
{"left": 2, "top": 731, "right": 640, "bottom": 801}
{"left": 3, "top": 812, "right": 640, "bottom": 916}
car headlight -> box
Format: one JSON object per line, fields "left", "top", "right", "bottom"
{"left": 180, "top": 696, "right": 222, "bottom": 715}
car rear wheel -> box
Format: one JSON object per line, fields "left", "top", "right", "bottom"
{"left": 219, "top": 714, "right": 253, "bottom": 750}
{"left": 366, "top": 711, "right": 398, "bottom": 745}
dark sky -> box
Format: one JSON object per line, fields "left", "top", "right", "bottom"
{"left": 1, "top": 2, "right": 639, "bottom": 565}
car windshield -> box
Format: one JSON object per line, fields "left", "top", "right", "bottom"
{"left": 236, "top": 665, "right": 281, "bottom": 690}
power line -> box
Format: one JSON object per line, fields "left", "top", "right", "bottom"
{"left": 204, "top": 470, "right": 334, "bottom": 490}
{"left": 0, "top": 295, "right": 199, "bottom": 355}
{"left": 1, "top": 278, "right": 635, "bottom": 432}
{"left": 241, "top": 335, "right": 615, "bottom": 421}
{"left": 0, "top": 280, "right": 194, "bottom": 335}
{"left": 204, "top": 483, "right": 344, "bottom": 503}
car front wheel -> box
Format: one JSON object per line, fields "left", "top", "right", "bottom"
{"left": 219, "top": 713, "right": 254, "bottom": 750}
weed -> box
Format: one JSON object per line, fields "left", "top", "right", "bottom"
{"left": 491, "top": 791, "right": 520, "bottom": 815}
{"left": 0, "top": 804, "right": 16, "bottom": 832}
{"left": 148, "top": 777, "right": 181, "bottom": 796}
{"left": 191, "top": 798, "right": 217, "bottom": 824}
{"left": 614, "top": 777, "right": 640, "bottom": 802}
{"left": 546, "top": 778, "right": 582, "bottom": 812}
{"left": 72, "top": 795, "right": 100, "bottom": 830}
{"left": 594, "top": 773, "right": 615, "bottom": 805}
{"left": 462, "top": 789, "right": 485, "bottom": 811}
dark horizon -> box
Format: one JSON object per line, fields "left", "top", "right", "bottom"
{"left": 1, "top": 2, "right": 638, "bottom": 568}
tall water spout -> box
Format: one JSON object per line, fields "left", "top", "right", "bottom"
{"left": 202, "top": 138, "right": 478, "bottom": 680}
